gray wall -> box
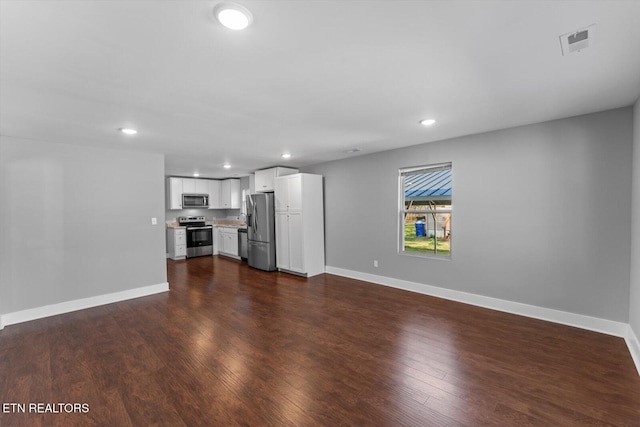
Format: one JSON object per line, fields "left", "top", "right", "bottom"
{"left": 0, "top": 136, "right": 167, "bottom": 314}
{"left": 303, "top": 108, "right": 633, "bottom": 322}
{"left": 630, "top": 99, "right": 640, "bottom": 335}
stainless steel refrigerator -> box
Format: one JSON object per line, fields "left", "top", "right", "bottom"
{"left": 247, "top": 193, "right": 277, "bottom": 271}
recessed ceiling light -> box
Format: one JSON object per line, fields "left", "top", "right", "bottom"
{"left": 193, "top": 172, "right": 200, "bottom": 177}
{"left": 213, "top": 3, "right": 253, "bottom": 30}
{"left": 119, "top": 128, "right": 137, "bottom": 135}
{"left": 281, "top": 153, "right": 291, "bottom": 159}
{"left": 223, "top": 163, "right": 231, "bottom": 169}
{"left": 420, "top": 119, "right": 436, "bottom": 126}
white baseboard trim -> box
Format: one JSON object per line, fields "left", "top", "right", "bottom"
{"left": 0, "top": 282, "right": 169, "bottom": 328}
{"left": 625, "top": 325, "right": 640, "bottom": 376}
{"left": 325, "top": 266, "right": 629, "bottom": 338}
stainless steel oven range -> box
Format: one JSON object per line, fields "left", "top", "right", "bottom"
{"left": 178, "top": 216, "right": 213, "bottom": 258}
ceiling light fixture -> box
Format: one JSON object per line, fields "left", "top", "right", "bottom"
{"left": 119, "top": 128, "right": 137, "bottom": 135}
{"left": 420, "top": 119, "right": 436, "bottom": 126}
{"left": 223, "top": 163, "right": 231, "bottom": 169}
{"left": 193, "top": 172, "right": 200, "bottom": 177}
{"left": 213, "top": 3, "right": 253, "bottom": 30}
{"left": 281, "top": 153, "right": 291, "bottom": 159}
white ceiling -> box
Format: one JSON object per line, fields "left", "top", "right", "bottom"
{"left": 2, "top": 0, "right": 640, "bottom": 178}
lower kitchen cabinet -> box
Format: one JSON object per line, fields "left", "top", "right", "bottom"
{"left": 276, "top": 212, "right": 304, "bottom": 273}
{"left": 275, "top": 210, "right": 324, "bottom": 277}
{"left": 167, "top": 228, "right": 186, "bottom": 260}
{"left": 218, "top": 227, "right": 239, "bottom": 259}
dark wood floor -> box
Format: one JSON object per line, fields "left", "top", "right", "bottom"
{"left": 1, "top": 256, "right": 639, "bottom": 426}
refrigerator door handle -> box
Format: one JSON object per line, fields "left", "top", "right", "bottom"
{"left": 247, "top": 194, "right": 253, "bottom": 230}
{"left": 251, "top": 196, "right": 258, "bottom": 232}
{"left": 254, "top": 203, "right": 258, "bottom": 231}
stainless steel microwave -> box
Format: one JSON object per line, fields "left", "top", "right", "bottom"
{"left": 182, "top": 193, "right": 209, "bottom": 208}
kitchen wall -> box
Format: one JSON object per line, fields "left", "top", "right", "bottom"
{"left": 164, "top": 208, "right": 228, "bottom": 223}
{"left": 0, "top": 136, "right": 168, "bottom": 319}
{"left": 303, "top": 107, "right": 633, "bottom": 323}
{"left": 630, "top": 99, "right": 640, "bottom": 344}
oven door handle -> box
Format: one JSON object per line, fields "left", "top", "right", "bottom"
{"left": 187, "top": 226, "right": 213, "bottom": 230}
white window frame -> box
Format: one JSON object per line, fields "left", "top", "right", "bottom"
{"left": 398, "top": 162, "right": 452, "bottom": 258}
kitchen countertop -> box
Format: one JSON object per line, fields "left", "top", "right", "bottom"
{"left": 209, "top": 220, "right": 247, "bottom": 229}
{"left": 167, "top": 221, "right": 246, "bottom": 229}
{"left": 214, "top": 224, "right": 247, "bottom": 230}
{"left": 166, "top": 223, "right": 186, "bottom": 229}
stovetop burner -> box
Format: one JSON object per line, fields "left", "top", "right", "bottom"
{"left": 178, "top": 216, "right": 207, "bottom": 227}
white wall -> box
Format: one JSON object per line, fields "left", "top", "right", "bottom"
{"left": 303, "top": 108, "right": 633, "bottom": 322}
{"left": 630, "top": 99, "right": 640, "bottom": 340}
{"left": 0, "top": 136, "right": 167, "bottom": 317}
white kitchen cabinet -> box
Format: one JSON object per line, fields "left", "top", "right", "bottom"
{"left": 167, "top": 176, "right": 224, "bottom": 210}
{"left": 167, "top": 177, "right": 183, "bottom": 210}
{"left": 167, "top": 228, "right": 187, "bottom": 260}
{"left": 208, "top": 180, "right": 221, "bottom": 209}
{"left": 249, "top": 173, "right": 255, "bottom": 194}
{"left": 275, "top": 213, "right": 289, "bottom": 269}
{"left": 215, "top": 227, "right": 222, "bottom": 255}
{"left": 182, "top": 178, "right": 196, "bottom": 194}
{"left": 274, "top": 173, "right": 303, "bottom": 212}
{"left": 230, "top": 180, "right": 240, "bottom": 209}
{"left": 254, "top": 167, "right": 298, "bottom": 193}
{"left": 218, "top": 227, "right": 239, "bottom": 259}
{"left": 195, "top": 179, "right": 209, "bottom": 194}
{"left": 287, "top": 213, "right": 304, "bottom": 273}
{"left": 223, "top": 232, "right": 238, "bottom": 257}
{"left": 276, "top": 212, "right": 306, "bottom": 273}
{"left": 220, "top": 179, "right": 241, "bottom": 209}
{"left": 182, "top": 178, "right": 208, "bottom": 194}
{"left": 274, "top": 173, "right": 324, "bottom": 277}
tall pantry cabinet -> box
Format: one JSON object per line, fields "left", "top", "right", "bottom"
{"left": 274, "top": 173, "right": 325, "bottom": 277}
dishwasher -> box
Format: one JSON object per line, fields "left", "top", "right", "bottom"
{"left": 238, "top": 228, "right": 248, "bottom": 261}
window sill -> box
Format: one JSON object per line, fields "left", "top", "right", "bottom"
{"left": 399, "top": 251, "right": 451, "bottom": 261}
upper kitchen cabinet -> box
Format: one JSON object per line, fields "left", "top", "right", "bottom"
{"left": 249, "top": 173, "right": 255, "bottom": 194}
{"left": 220, "top": 179, "right": 241, "bottom": 209}
{"left": 181, "top": 178, "right": 195, "bottom": 194}
{"left": 167, "top": 177, "right": 183, "bottom": 210}
{"left": 182, "top": 178, "right": 208, "bottom": 194}
{"left": 167, "top": 176, "right": 237, "bottom": 210}
{"left": 274, "top": 173, "right": 303, "bottom": 212}
{"left": 254, "top": 167, "right": 298, "bottom": 193}
{"left": 207, "top": 179, "right": 221, "bottom": 209}
{"left": 195, "top": 179, "right": 209, "bottom": 194}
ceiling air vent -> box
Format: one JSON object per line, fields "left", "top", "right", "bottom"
{"left": 559, "top": 23, "right": 598, "bottom": 56}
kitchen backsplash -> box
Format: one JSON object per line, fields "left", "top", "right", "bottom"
{"left": 164, "top": 208, "right": 241, "bottom": 224}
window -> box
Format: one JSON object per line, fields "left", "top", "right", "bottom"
{"left": 399, "top": 163, "right": 452, "bottom": 257}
